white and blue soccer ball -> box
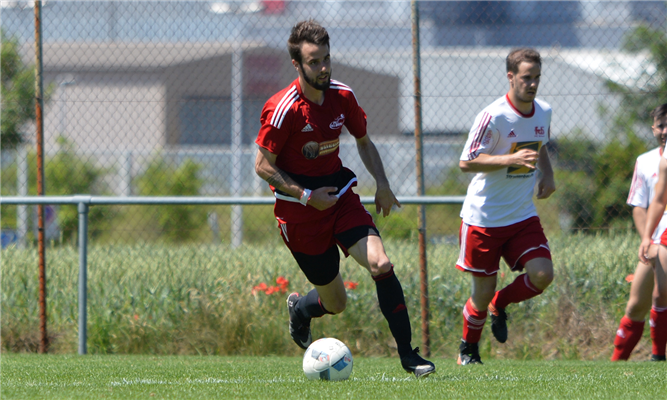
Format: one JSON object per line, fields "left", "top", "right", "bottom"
{"left": 302, "top": 337, "right": 353, "bottom": 381}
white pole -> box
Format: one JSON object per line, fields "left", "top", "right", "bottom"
{"left": 57, "top": 74, "right": 75, "bottom": 135}
{"left": 120, "top": 150, "right": 132, "bottom": 196}
{"left": 230, "top": 17, "right": 243, "bottom": 248}
{"left": 59, "top": 83, "right": 65, "bottom": 134}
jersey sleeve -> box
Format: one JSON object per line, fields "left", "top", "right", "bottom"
{"left": 627, "top": 158, "right": 649, "bottom": 208}
{"left": 342, "top": 90, "right": 367, "bottom": 139}
{"left": 255, "top": 100, "right": 292, "bottom": 155}
{"left": 460, "top": 111, "right": 498, "bottom": 161}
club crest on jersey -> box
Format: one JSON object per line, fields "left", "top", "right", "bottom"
{"left": 302, "top": 138, "right": 340, "bottom": 160}
{"left": 482, "top": 129, "right": 493, "bottom": 145}
{"left": 534, "top": 126, "right": 545, "bottom": 137}
{"left": 507, "top": 130, "right": 516, "bottom": 138}
{"left": 329, "top": 114, "right": 345, "bottom": 129}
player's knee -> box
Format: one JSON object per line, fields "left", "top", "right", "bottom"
{"left": 625, "top": 304, "right": 646, "bottom": 321}
{"left": 655, "top": 291, "right": 667, "bottom": 308}
{"left": 326, "top": 296, "right": 347, "bottom": 314}
{"left": 370, "top": 258, "right": 392, "bottom": 276}
{"left": 530, "top": 267, "right": 553, "bottom": 291}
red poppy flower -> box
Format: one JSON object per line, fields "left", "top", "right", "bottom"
{"left": 252, "top": 282, "right": 269, "bottom": 295}
{"left": 344, "top": 281, "right": 359, "bottom": 290}
{"left": 625, "top": 274, "right": 634, "bottom": 283}
{"left": 276, "top": 276, "right": 289, "bottom": 289}
{"left": 265, "top": 285, "right": 280, "bottom": 295}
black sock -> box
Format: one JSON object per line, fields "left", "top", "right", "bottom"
{"left": 296, "top": 289, "right": 328, "bottom": 320}
{"left": 373, "top": 267, "right": 412, "bottom": 357}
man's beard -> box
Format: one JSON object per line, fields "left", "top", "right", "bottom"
{"left": 301, "top": 65, "right": 331, "bottom": 91}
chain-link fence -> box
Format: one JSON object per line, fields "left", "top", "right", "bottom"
{"left": 1, "top": 0, "right": 666, "bottom": 247}
{"left": 3, "top": 0, "right": 667, "bottom": 358}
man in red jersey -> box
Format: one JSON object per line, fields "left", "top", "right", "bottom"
{"left": 254, "top": 20, "right": 435, "bottom": 378}
{"left": 456, "top": 48, "right": 556, "bottom": 365}
{"left": 633, "top": 104, "right": 667, "bottom": 362}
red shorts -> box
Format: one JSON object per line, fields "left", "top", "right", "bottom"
{"left": 456, "top": 216, "right": 551, "bottom": 277}
{"left": 276, "top": 190, "right": 376, "bottom": 257}
{"left": 660, "top": 229, "right": 667, "bottom": 246}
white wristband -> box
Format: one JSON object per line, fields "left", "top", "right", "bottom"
{"left": 299, "top": 188, "right": 312, "bottom": 206}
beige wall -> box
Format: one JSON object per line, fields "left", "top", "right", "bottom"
{"left": 39, "top": 46, "right": 400, "bottom": 153}
{"left": 43, "top": 71, "right": 165, "bottom": 152}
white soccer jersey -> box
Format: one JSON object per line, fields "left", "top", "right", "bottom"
{"left": 628, "top": 147, "right": 667, "bottom": 242}
{"left": 460, "top": 95, "right": 551, "bottom": 227}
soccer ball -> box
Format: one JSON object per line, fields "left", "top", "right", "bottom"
{"left": 302, "top": 338, "right": 353, "bottom": 381}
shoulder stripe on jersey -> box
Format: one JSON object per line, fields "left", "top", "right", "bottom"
{"left": 468, "top": 112, "right": 492, "bottom": 160}
{"left": 274, "top": 94, "right": 298, "bottom": 129}
{"left": 270, "top": 85, "right": 297, "bottom": 126}
{"left": 330, "top": 79, "right": 358, "bottom": 102}
{"left": 270, "top": 86, "right": 299, "bottom": 129}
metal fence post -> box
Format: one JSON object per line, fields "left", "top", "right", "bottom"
{"left": 76, "top": 197, "right": 90, "bottom": 355}
{"left": 411, "top": 0, "right": 430, "bottom": 356}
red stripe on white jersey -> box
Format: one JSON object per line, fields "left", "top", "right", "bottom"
{"left": 627, "top": 160, "right": 640, "bottom": 203}
{"left": 468, "top": 112, "right": 492, "bottom": 160}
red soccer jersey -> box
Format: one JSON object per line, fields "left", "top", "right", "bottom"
{"left": 256, "top": 78, "right": 368, "bottom": 222}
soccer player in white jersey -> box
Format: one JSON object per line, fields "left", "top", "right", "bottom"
{"left": 629, "top": 104, "right": 667, "bottom": 362}
{"left": 455, "top": 48, "right": 556, "bottom": 365}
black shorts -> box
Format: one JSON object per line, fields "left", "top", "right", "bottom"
{"left": 290, "top": 224, "right": 380, "bottom": 286}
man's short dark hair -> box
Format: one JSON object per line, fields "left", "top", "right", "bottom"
{"left": 506, "top": 48, "right": 542, "bottom": 74}
{"left": 650, "top": 103, "right": 667, "bottom": 121}
{"left": 287, "top": 19, "right": 330, "bottom": 64}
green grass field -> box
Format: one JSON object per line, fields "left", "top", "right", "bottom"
{"left": 1, "top": 354, "right": 664, "bottom": 399}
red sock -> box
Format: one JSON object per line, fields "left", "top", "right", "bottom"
{"left": 612, "top": 316, "right": 645, "bottom": 361}
{"left": 650, "top": 306, "right": 667, "bottom": 357}
{"left": 492, "top": 273, "right": 543, "bottom": 309}
{"left": 462, "top": 298, "right": 487, "bottom": 343}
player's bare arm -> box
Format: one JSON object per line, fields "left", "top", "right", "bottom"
{"left": 632, "top": 206, "right": 659, "bottom": 262}
{"left": 459, "top": 149, "right": 540, "bottom": 173}
{"left": 355, "top": 134, "right": 401, "bottom": 216}
{"left": 254, "top": 147, "right": 338, "bottom": 211}
{"left": 535, "top": 146, "right": 556, "bottom": 199}
{"left": 640, "top": 157, "right": 667, "bottom": 263}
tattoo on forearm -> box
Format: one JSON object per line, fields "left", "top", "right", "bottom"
{"left": 266, "top": 170, "right": 291, "bottom": 190}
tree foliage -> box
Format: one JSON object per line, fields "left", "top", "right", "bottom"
{"left": 136, "top": 157, "right": 206, "bottom": 243}
{"left": 553, "top": 132, "right": 647, "bottom": 232}
{"left": 1, "top": 31, "right": 35, "bottom": 149}
{"left": 555, "top": 24, "right": 666, "bottom": 232}
{"left": 35, "top": 137, "right": 112, "bottom": 241}
{"left": 605, "top": 24, "right": 667, "bottom": 127}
